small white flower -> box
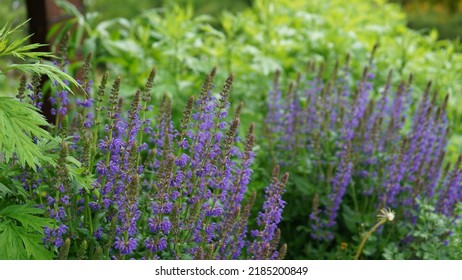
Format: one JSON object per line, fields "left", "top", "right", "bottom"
{"left": 377, "top": 208, "right": 395, "bottom": 223}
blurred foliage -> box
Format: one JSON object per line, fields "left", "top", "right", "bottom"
{"left": 392, "top": 0, "right": 462, "bottom": 40}
{"left": 383, "top": 201, "right": 462, "bottom": 260}
{"left": 49, "top": 0, "right": 462, "bottom": 161}
{"left": 0, "top": 1, "right": 25, "bottom": 25}
{"left": 84, "top": 0, "right": 251, "bottom": 22}
{"left": 0, "top": 0, "right": 251, "bottom": 24}
{"left": 2, "top": 0, "right": 462, "bottom": 167}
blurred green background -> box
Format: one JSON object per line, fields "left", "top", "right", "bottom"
{"left": 2, "top": 0, "right": 462, "bottom": 40}
{"left": 392, "top": 0, "right": 462, "bottom": 40}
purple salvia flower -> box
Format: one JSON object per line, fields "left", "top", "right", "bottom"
{"left": 437, "top": 156, "right": 462, "bottom": 216}
{"left": 249, "top": 166, "right": 288, "bottom": 259}
{"left": 114, "top": 237, "right": 138, "bottom": 255}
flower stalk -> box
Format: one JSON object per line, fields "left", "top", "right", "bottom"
{"left": 354, "top": 208, "right": 395, "bottom": 260}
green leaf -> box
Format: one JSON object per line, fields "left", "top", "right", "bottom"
{"left": 67, "top": 155, "right": 82, "bottom": 167}
{"left": 4, "top": 63, "right": 82, "bottom": 94}
{"left": 0, "top": 169, "right": 29, "bottom": 199}
{"left": 35, "top": 137, "right": 61, "bottom": 166}
{"left": 69, "top": 167, "right": 94, "bottom": 193}
{"left": 0, "top": 20, "right": 54, "bottom": 60}
{"left": 0, "top": 223, "right": 28, "bottom": 259}
{"left": 0, "top": 97, "right": 52, "bottom": 169}
{"left": 0, "top": 183, "right": 13, "bottom": 199}
{"left": 0, "top": 222, "right": 53, "bottom": 260}
{"left": 341, "top": 203, "right": 359, "bottom": 233}
{"left": 15, "top": 229, "right": 54, "bottom": 260}
{"left": 0, "top": 204, "right": 51, "bottom": 232}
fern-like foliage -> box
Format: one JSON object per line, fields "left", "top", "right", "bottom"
{"left": 0, "top": 97, "right": 53, "bottom": 169}
{"left": 0, "top": 204, "right": 54, "bottom": 259}
{"left": 0, "top": 20, "right": 82, "bottom": 93}
{"left": 0, "top": 20, "right": 52, "bottom": 60}
{"left": 5, "top": 63, "right": 82, "bottom": 93}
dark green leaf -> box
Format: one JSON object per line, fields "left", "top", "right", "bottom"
{"left": 0, "top": 204, "right": 52, "bottom": 232}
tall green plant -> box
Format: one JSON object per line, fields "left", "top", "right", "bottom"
{"left": 0, "top": 21, "right": 83, "bottom": 259}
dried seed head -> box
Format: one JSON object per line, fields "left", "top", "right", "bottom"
{"left": 271, "top": 165, "right": 281, "bottom": 185}
{"left": 97, "top": 72, "right": 109, "bottom": 99}
{"left": 244, "top": 123, "right": 255, "bottom": 159}
{"left": 194, "top": 247, "right": 205, "bottom": 260}
{"left": 234, "top": 102, "right": 243, "bottom": 119}
{"left": 205, "top": 243, "right": 215, "bottom": 260}
{"left": 57, "top": 33, "right": 69, "bottom": 69}
{"left": 408, "top": 73, "right": 414, "bottom": 85}
{"left": 369, "top": 43, "right": 379, "bottom": 65}
{"left": 180, "top": 96, "right": 194, "bottom": 133}
{"left": 209, "top": 67, "right": 217, "bottom": 80}
{"left": 128, "top": 90, "right": 141, "bottom": 128}
{"left": 312, "top": 193, "right": 319, "bottom": 213}
{"left": 345, "top": 53, "right": 351, "bottom": 67}
{"left": 281, "top": 172, "right": 289, "bottom": 186}
{"left": 81, "top": 53, "right": 93, "bottom": 96}
{"left": 270, "top": 228, "right": 281, "bottom": 252}
{"left": 273, "top": 69, "right": 281, "bottom": 87}
{"left": 108, "top": 76, "right": 122, "bottom": 125}
{"left": 278, "top": 244, "right": 287, "bottom": 260}
{"left": 143, "top": 67, "right": 157, "bottom": 102}
{"left": 200, "top": 68, "right": 216, "bottom": 101}
{"left": 222, "top": 117, "right": 240, "bottom": 163}
{"left": 316, "top": 62, "right": 325, "bottom": 80}
{"left": 82, "top": 135, "right": 92, "bottom": 174}
{"left": 441, "top": 94, "right": 449, "bottom": 113}
{"left": 116, "top": 97, "right": 124, "bottom": 117}
{"left": 16, "top": 75, "right": 27, "bottom": 101}
{"left": 171, "top": 203, "right": 180, "bottom": 235}
{"left": 237, "top": 191, "right": 256, "bottom": 236}
{"left": 109, "top": 76, "right": 122, "bottom": 106}
{"left": 127, "top": 173, "right": 140, "bottom": 206}
{"left": 220, "top": 74, "right": 234, "bottom": 102}
{"left": 31, "top": 73, "right": 42, "bottom": 97}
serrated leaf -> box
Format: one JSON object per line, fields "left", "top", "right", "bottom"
{"left": 0, "top": 182, "right": 13, "bottom": 199}
{"left": 15, "top": 229, "right": 54, "bottom": 260}
{"left": 0, "top": 204, "right": 51, "bottom": 232}
{"left": 0, "top": 222, "right": 53, "bottom": 260}
{"left": 0, "top": 170, "right": 29, "bottom": 199}
{"left": 67, "top": 155, "right": 82, "bottom": 167}
{"left": 0, "top": 97, "right": 51, "bottom": 170}
{"left": 0, "top": 223, "right": 28, "bottom": 259}
{"left": 0, "top": 20, "right": 54, "bottom": 60}
{"left": 35, "top": 138, "right": 60, "bottom": 166}
{"left": 69, "top": 167, "right": 94, "bottom": 193}
{"left": 5, "top": 63, "right": 82, "bottom": 94}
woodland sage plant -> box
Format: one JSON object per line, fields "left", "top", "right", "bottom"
{"left": 0, "top": 27, "right": 288, "bottom": 259}
{"left": 265, "top": 50, "right": 461, "bottom": 259}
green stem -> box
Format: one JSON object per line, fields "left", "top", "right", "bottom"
{"left": 351, "top": 182, "right": 359, "bottom": 214}
{"left": 84, "top": 194, "right": 94, "bottom": 235}
{"left": 354, "top": 220, "right": 385, "bottom": 260}
{"left": 90, "top": 105, "right": 102, "bottom": 171}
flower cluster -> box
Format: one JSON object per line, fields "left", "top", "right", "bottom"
{"left": 18, "top": 47, "right": 287, "bottom": 259}
{"left": 265, "top": 53, "right": 459, "bottom": 249}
